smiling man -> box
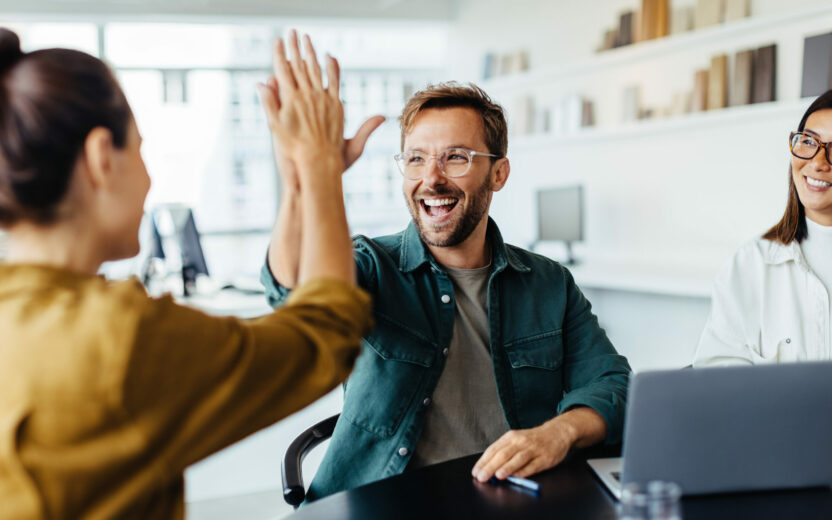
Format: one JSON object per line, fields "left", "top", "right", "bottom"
{"left": 262, "top": 82, "right": 631, "bottom": 501}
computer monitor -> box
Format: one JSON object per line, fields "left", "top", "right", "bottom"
{"left": 536, "top": 185, "right": 584, "bottom": 265}
{"left": 152, "top": 205, "right": 209, "bottom": 296}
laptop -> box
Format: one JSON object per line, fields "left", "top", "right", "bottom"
{"left": 588, "top": 361, "right": 832, "bottom": 499}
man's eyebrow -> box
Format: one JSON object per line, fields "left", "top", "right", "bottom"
{"left": 404, "top": 144, "right": 472, "bottom": 152}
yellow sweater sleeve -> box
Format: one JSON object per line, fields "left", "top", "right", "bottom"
{"left": 120, "top": 278, "right": 372, "bottom": 475}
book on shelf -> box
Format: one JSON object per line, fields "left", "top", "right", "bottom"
{"left": 670, "top": 6, "right": 694, "bottom": 35}
{"left": 801, "top": 32, "right": 832, "bottom": 98}
{"left": 616, "top": 11, "right": 635, "bottom": 47}
{"left": 600, "top": 29, "right": 618, "bottom": 51}
{"left": 691, "top": 69, "right": 709, "bottom": 112}
{"left": 707, "top": 54, "right": 728, "bottom": 110}
{"left": 670, "top": 91, "right": 691, "bottom": 116}
{"left": 498, "top": 53, "right": 513, "bottom": 76}
{"left": 599, "top": 29, "right": 618, "bottom": 51}
{"left": 724, "top": 0, "right": 750, "bottom": 22}
{"left": 564, "top": 95, "right": 583, "bottom": 133}
{"left": 639, "top": 0, "right": 653, "bottom": 41}
{"left": 581, "top": 100, "right": 595, "bottom": 127}
{"left": 532, "top": 107, "right": 550, "bottom": 134}
{"left": 640, "top": 0, "right": 669, "bottom": 41}
{"left": 694, "top": 0, "right": 723, "bottom": 29}
{"left": 482, "top": 52, "right": 496, "bottom": 80}
{"left": 511, "top": 96, "right": 535, "bottom": 135}
{"left": 632, "top": 10, "right": 644, "bottom": 44}
{"left": 751, "top": 44, "right": 777, "bottom": 103}
{"left": 622, "top": 85, "right": 641, "bottom": 123}
{"left": 732, "top": 49, "right": 754, "bottom": 106}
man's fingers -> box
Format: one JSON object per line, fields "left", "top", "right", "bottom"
{"left": 474, "top": 446, "right": 515, "bottom": 482}
{"left": 325, "top": 54, "right": 341, "bottom": 99}
{"left": 287, "top": 29, "right": 311, "bottom": 89}
{"left": 512, "top": 457, "right": 544, "bottom": 479}
{"left": 272, "top": 39, "right": 297, "bottom": 94}
{"left": 303, "top": 34, "right": 324, "bottom": 90}
{"left": 344, "top": 115, "right": 386, "bottom": 168}
{"left": 494, "top": 450, "right": 533, "bottom": 480}
{"left": 472, "top": 439, "right": 503, "bottom": 476}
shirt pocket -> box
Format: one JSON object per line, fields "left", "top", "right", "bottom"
{"left": 504, "top": 330, "right": 564, "bottom": 428}
{"left": 341, "top": 315, "right": 435, "bottom": 438}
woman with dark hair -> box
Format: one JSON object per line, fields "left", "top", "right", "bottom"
{"left": 694, "top": 90, "right": 832, "bottom": 366}
{"left": 0, "top": 29, "right": 375, "bottom": 518}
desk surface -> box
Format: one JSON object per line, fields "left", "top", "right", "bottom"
{"left": 288, "top": 447, "right": 832, "bottom": 520}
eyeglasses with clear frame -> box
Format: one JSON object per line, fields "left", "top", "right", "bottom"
{"left": 789, "top": 131, "right": 832, "bottom": 164}
{"left": 393, "top": 147, "right": 499, "bottom": 180}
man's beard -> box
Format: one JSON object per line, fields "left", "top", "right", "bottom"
{"left": 406, "top": 173, "right": 491, "bottom": 248}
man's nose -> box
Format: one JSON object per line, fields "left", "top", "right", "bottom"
{"left": 420, "top": 156, "right": 446, "bottom": 187}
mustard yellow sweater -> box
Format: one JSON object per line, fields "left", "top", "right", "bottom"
{"left": 0, "top": 264, "right": 371, "bottom": 519}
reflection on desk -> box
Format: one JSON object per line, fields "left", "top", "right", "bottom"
{"left": 287, "top": 446, "right": 832, "bottom": 520}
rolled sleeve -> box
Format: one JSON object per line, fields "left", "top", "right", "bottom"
{"left": 260, "top": 254, "right": 293, "bottom": 308}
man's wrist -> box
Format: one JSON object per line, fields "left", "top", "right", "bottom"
{"left": 546, "top": 410, "right": 582, "bottom": 447}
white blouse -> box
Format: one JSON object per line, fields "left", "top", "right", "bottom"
{"left": 693, "top": 235, "right": 831, "bottom": 366}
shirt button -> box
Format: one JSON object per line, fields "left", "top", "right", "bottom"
{"left": 422, "top": 397, "right": 431, "bottom": 406}
{"left": 786, "top": 338, "right": 791, "bottom": 344}
{"left": 440, "top": 294, "right": 451, "bottom": 304}
{"left": 442, "top": 348, "right": 449, "bottom": 356}
{"left": 398, "top": 447, "right": 409, "bottom": 457}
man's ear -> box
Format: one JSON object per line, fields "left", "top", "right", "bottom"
{"left": 81, "top": 127, "right": 116, "bottom": 190}
{"left": 490, "top": 157, "right": 510, "bottom": 192}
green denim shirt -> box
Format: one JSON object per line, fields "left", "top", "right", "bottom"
{"left": 261, "top": 218, "right": 631, "bottom": 502}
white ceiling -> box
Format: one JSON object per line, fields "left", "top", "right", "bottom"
{"left": 0, "top": 0, "right": 460, "bottom": 20}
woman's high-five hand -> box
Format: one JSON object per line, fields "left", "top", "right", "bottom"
{"left": 257, "top": 31, "right": 346, "bottom": 184}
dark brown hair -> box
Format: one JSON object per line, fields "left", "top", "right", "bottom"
{"left": 763, "top": 90, "right": 832, "bottom": 244}
{"left": 0, "top": 28, "right": 131, "bottom": 226}
{"left": 399, "top": 81, "right": 507, "bottom": 159}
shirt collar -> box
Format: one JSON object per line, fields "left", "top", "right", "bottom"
{"left": 762, "top": 238, "right": 810, "bottom": 271}
{"left": 398, "top": 217, "right": 531, "bottom": 274}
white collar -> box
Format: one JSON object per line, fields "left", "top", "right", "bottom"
{"left": 762, "top": 238, "right": 810, "bottom": 272}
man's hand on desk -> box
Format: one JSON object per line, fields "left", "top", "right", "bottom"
{"left": 471, "top": 407, "right": 607, "bottom": 483}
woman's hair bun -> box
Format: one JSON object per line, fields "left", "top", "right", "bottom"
{"left": 0, "top": 28, "right": 23, "bottom": 73}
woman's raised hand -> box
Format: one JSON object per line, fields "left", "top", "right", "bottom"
{"left": 257, "top": 31, "right": 346, "bottom": 183}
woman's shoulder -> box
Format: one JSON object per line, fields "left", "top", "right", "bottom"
{"left": 715, "top": 235, "right": 796, "bottom": 287}
{"left": 729, "top": 236, "right": 796, "bottom": 267}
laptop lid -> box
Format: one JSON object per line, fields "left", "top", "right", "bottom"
{"left": 621, "top": 362, "right": 832, "bottom": 495}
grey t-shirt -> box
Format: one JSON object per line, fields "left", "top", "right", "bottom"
{"left": 407, "top": 262, "right": 509, "bottom": 469}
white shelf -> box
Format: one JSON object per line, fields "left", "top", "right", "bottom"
{"left": 509, "top": 97, "right": 811, "bottom": 148}
{"left": 482, "top": 4, "right": 832, "bottom": 92}
{"left": 567, "top": 260, "right": 716, "bottom": 299}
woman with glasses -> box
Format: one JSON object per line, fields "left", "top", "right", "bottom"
{"left": 0, "top": 29, "right": 374, "bottom": 518}
{"left": 694, "top": 90, "right": 832, "bottom": 366}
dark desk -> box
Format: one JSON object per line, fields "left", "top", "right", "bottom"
{"left": 288, "top": 446, "right": 832, "bottom": 519}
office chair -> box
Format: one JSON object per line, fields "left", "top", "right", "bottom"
{"left": 282, "top": 413, "right": 340, "bottom": 508}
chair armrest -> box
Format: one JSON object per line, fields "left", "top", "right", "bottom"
{"left": 281, "top": 413, "right": 340, "bottom": 507}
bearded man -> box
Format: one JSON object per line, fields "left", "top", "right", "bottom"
{"left": 262, "top": 81, "right": 631, "bottom": 502}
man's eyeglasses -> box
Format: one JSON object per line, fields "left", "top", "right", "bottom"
{"left": 789, "top": 131, "right": 832, "bottom": 164}
{"left": 393, "top": 147, "right": 499, "bottom": 180}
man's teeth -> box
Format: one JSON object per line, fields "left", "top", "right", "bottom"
{"left": 424, "top": 198, "right": 456, "bottom": 207}
{"left": 807, "top": 176, "right": 832, "bottom": 188}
